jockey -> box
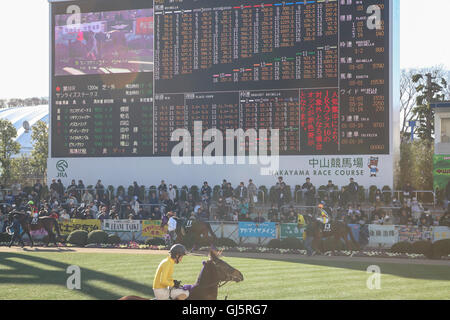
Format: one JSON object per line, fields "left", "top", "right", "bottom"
{"left": 317, "top": 203, "right": 331, "bottom": 231}
{"left": 167, "top": 211, "right": 177, "bottom": 246}
{"left": 27, "top": 201, "right": 39, "bottom": 224}
{"left": 153, "top": 244, "right": 190, "bottom": 300}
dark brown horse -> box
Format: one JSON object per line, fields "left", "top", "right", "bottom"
{"left": 161, "top": 215, "right": 217, "bottom": 250}
{"left": 310, "top": 220, "right": 359, "bottom": 254}
{"left": 120, "top": 250, "right": 244, "bottom": 300}
{"left": 9, "top": 211, "right": 61, "bottom": 247}
{"left": 176, "top": 219, "right": 217, "bottom": 250}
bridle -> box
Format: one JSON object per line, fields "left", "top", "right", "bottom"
{"left": 197, "top": 260, "right": 237, "bottom": 295}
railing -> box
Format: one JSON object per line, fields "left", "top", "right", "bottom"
{"left": 382, "top": 190, "right": 436, "bottom": 206}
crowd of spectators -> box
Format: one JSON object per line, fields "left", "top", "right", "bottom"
{"left": 1, "top": 176, "right": 449, "bottom": 231}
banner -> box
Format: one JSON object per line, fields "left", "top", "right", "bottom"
{"left": 102, "top": 219, "right": 141, "bottom": 232}
{"left": 280, "top": 223, "right": 304, "bottom": 240}
{"left": 59, "top": 219, "right": 101, "bottom": 235}
{"left": 238, "top": 222, "right": 276, "bottom": 238}
{"left": 396, "top": 225, "right": 433, "bottom": 242}
{"left": 432, "top": 226, "right": 450, "bottom": 242}
{"left": 142, "top": 220, "right": 168, "bottom": 238}
{"left": 433, "top": 155, "right": 450, "bottom": 191}
{"left": 368, "top": 225, "right": 398, "bottom": 248}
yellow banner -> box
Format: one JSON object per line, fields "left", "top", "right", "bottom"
{"left": 59, "top": 219, "right": 101, "bottom": 235}
{"left": 142, "top": 220, "right": 168, "bottom": 238}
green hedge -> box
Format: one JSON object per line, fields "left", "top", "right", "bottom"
{"left": 432, "top": 239, "right": 450, "bottom": 259}
{"left": 145, "top": 238, "right": 166, "bottom": 246}
{"left": 411, "top": 240, "right": 433, "bottom": 258}
{"left": 108, "top": 234, "right": 121, "bottom": 245}
{"left": 267, "top": 239, "right": 282, "bottom": 249}
{"left": 280, "top": 237, "right": 304, "bottom": 250}
{"left": 390, "top": 241, "right": 413, "bottom": 254}
{"left": 214, "top": 237, "right": 237, "bottom": 248}
{"left": 87, "top": 230, "right": 109, "bottom": 245}
{"left": 67, "top": 230, "right": 89, "bottom": 246}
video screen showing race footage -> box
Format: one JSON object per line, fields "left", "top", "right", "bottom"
{"left": 54, "top": 9, "right": 154, "bottom": 76}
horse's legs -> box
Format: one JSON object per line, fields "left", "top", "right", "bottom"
{"left": 25, "top": 229, "right": 33, "bottom": 247}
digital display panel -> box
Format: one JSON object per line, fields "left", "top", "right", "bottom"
{"left": 51, "top": 0, "right": 391, "bottom": 158}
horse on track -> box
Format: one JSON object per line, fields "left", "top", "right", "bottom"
{"left": 8, "top": 211, "right": 61, "bottom": 247}
{"left": 119, "top": 250, "right": 244, "bottom": 300}
{"left": 309, "top": 218, "right": 360, "bottom": 254}
{"left": 162, "top": 215, "right": 217, "bottom": 250}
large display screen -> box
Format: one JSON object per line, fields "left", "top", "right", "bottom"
{"left": 51, "top": 0, "right": 391, "bottom": 158}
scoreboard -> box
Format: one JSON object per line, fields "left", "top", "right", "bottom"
{"left": 51, "top": 0, "right": 391, "bottom": 157}
{"left": 49, "top": 0, "right": 399, "bottom": 188}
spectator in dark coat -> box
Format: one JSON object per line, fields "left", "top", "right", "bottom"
{"left": 347, "top": 178, "right": 359, "bottom": 206}
{"left": 234, "top": 182, "right": 248, "bottom": 202}
{"left": 302, "top": 178, "right": 315, "bottom": 209}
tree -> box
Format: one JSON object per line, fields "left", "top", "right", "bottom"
{"left": 30, "top": 120, "right": 49, "bottom": 179}
{"left": 412, "top": 69, "right": 448, "bottom": 142}
{"left": 0, "top": 119, "right": 21, "bottom": 185}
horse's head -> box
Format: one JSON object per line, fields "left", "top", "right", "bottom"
{"left": 208, "top": 250, "right": 244, "bottom": 283}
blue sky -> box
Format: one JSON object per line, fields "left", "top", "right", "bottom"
{"left": 0, "top": 0, "right": 449, "bottom": 99}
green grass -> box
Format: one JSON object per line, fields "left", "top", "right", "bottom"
{"left": 0, "top": 251, "right": 449, "bottom": 300}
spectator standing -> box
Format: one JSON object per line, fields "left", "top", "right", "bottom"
{"left": 201, "top": 181, "right": 212, "bottom": 206}
{"left": 133, "top": 181, "right": 140, "bottom": 199}
{"left": 403, "top": 182, "right": 414, "bottom": 204}
{"left": 158, "top": 180, "right": 168, "bottom": 198}
{"left": 95, "top": 180, "right": 105, "bottom": 202}
{"left": 410, "top": 197, "right": 424, "bottom": 221}
{"left": 131, "top": 196, "right": 140, "bottom": 214}
{"left": 224, "top": 183, "right": 234, "bottom": 204}
{"left": 234, "top": 182, "right": 248, "bottom": 202}
{"left": 77, "top": 180, "right": 85, "bottom": 201}
{"left": 56, "top": 179, "right": 65, "bottom": 198}
{"left": 302, "top": 178, "right": 315, "bottom": 209}
{"left": 325, "top": 180, "right": 336, "bottom": 205}
{"left": 247, "top": 179, "right": 258, "bottom": 205}
{"left": 347, "top": 178, "right": 359, "bottom": 207}
{"left": 168, "top": 184, "right": 176, "bottom": 202}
